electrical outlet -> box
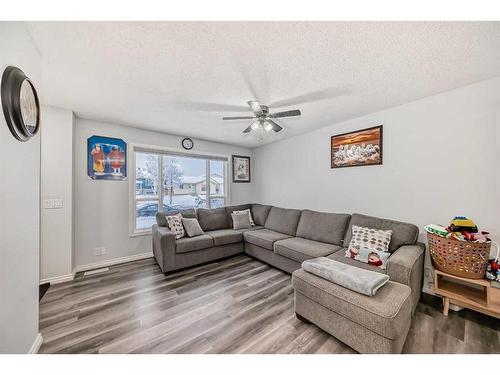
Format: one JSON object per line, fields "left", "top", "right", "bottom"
{"left": 101, "top": 247, "right": 106, "bottom": 255}
{"left": 94, "top": 247, "right": 101, "bottom": 256}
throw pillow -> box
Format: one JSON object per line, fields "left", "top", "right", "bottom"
{"left": 181, "top": 217, "right": 204, "bottom": 238}
{"left": 231, "top": 212, "right": 252, "bottom": 230}
{"left": 165, "top": 213, "right": 185, "bottom": 239}
{"left": 345, "top": 225, "right": 393, "bottom": 269}
{"left": 232, "top": 209, "right": 255, "bottom": 227}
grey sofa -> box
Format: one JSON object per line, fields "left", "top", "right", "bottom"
{"left": 152, "top": 203, "right": 424, "bottom": 313}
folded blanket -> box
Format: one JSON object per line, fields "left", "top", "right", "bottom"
{"left": 302, "top": 257, "right": 390, "bottom": 296}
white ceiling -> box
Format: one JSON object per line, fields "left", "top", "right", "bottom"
{"left": 25, "top": 21, "right": 500, "bottom": 148}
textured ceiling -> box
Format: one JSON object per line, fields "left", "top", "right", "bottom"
{"left": 25, "top": 21, "right": 500, "bottom": 148}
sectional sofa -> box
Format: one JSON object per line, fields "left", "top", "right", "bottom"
{"left": 152, "top": 203, "right": 425, "bottom": 313}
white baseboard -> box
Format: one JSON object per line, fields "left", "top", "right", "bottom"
{"left": 28, "top": 333, "right": 43, "bottom": 354}
{"left": 39, "top": 252, "right": 154, "bottom": 285}
{"left": 40, "top": 273, "right": 74, "bottom": 285}
{"left": 73, "top": 252, "right": 153, "bottom": 274}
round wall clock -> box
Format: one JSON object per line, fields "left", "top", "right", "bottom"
{"left": 1, "top": 66, "right": 41, "bottom": 142}
{"left": 182, "top": 137, "right": 194, "bottom": 150}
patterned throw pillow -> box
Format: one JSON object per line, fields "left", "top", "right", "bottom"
{"left": 165, "top": 213, "right": 185, "bottom": 239}
{"left": 232, "top": 209, "right": 255, "bottom": 227}
{"left": 345, "top": 225, "right": 392, "bottom": 269}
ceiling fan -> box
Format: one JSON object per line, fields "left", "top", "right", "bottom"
{"left": 222, "top": 101, "right": 301, "bottom": 135}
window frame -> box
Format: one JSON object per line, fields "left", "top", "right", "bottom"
{"left": 129, "top": 143, "right": 231, "bottom": 236}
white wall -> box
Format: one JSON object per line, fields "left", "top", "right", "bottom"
{"left": 0, "top": 23, "right": 41, "bottom": 353}
{"left": 40, "top": 106, "right": 74, "bottom": 282}
{"left": 252, "top": 77, "right": 500, "bottom": 243}
{"left": 74, "top": 118, "right": 253, "bottom": 268}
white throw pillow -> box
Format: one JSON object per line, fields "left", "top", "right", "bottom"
{"left": 232, "top": 209, "right": 255, "bottom": 227}
{"left": 345, "top": 225, "right": 392, "bottom": 269}
{"left": 231, "top": 212, "right": 252, "bottom": 230}
{"left": 166, "top": 213, "right": 185, "bottom": 239}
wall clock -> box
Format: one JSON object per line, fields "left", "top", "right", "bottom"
{"left": 1, "top": 66, "right": 40, "bottom": 142}
{"left": 182, "top": 137, "right": 194, "bottom": 150}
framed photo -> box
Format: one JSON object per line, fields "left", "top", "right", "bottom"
{"left": 87, "top": 135, "right": 127, "bottom": 180}
{"left": 232, "top": 155, "right": 251, "bottom": 183}
{"left": 331, "top": 125, "right": 383, "bottom": 168}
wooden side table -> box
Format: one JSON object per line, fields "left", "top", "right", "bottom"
{"left": 434, "top": 269, "right": 500, "bottom": 318}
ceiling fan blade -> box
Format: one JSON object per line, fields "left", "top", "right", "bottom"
{"left": 266, "top": 119, "right": 283, "bottom": 133}
{"left": 247, "top": 100, "right": 263, "bottom": 115}
{"left": 269, "top": 88, "right": 345, "bottom": 108}
{"left": 222, "top": 116, "right": 256, "bottom": 120}
{"left": 242, "top": 125, "right": 253, "bottom": 133}
{"left": 269, "top": 109, "right": 301, "bottom": 118}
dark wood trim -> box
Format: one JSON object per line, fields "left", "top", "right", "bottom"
{"left": 232, "top": 155, "right": 251, "bottom": 183}
{"left": 330, "top": 125, "right": 383, "bottom": 169}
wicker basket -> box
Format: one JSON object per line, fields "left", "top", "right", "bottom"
{"left": 427, "top": 232, "right": 491, "bottom": 279}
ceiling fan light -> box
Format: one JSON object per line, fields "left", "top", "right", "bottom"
{"left": 250, "top": 121, "right": 259, "bottom": 130}
{"left": 264, "top": 122, "right": 273, "bottom": 132}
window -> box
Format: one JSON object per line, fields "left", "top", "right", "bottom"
{"left": 132, "top": 146, "right": 228, "bottom": 234}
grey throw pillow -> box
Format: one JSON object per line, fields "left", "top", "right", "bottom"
{"left": 181, "top": 217, "right": 204, "bottom": 238}
{"left": 231, "top": 212, "right": 252, "bottom": 230}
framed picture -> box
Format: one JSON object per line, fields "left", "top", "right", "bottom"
{"left": 232, "top": 155, "right": 251, "bottom": 183}
{"left": 87, "top": 135, "right": 127, "bottom": 180}
{"left": 331, "top": 125, "right": 383, "bottom": 168}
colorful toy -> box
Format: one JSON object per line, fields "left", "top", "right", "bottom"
{"left": 463, "top": 231, "right": 491, "bottom": 243}
{"left": 484, "top": 242, "right": 499, "bottom": 281}
{"left": 446, "top": 231, "right": 466, "bottom": 241}
{"left": 424, "top": 224, "right": 448, "bottom": 237}
{"left": 448, "top": 216, "right": 478, "bottom": 233}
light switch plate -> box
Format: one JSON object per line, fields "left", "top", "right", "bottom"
{"left": 44, "top": 199, "right": 63, "bottom": 209}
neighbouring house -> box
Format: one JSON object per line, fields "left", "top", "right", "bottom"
{"left": 175, "top": 173, "right": 224, "bottom": 196}
{"left": 136, "top": 167, "right": 157, "bottom": 196}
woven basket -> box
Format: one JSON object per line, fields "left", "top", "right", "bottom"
{"left": 427, "top": 232, "right": 491, "bottom": 279}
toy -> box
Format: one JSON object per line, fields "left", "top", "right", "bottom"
{"left": 424, "top": 224, "right": 449, "bottom": 237}
{"left": 484, "top": 242, "right": 500, "bottom": 281}
{"left": 449, "top": 216, "right": 478, "bottom": 233}
{"left": 446, "top": 231, "right": 466, "bottom": 241}
{"left": 464, "top": 231, "right": 491, "bottom": 243}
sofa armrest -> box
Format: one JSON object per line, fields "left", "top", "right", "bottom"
{"left": 152, "top": 224, "right": 176, "bottom": 273}
{"left": 386, "top": 243, "right": 425, "bottom": 313}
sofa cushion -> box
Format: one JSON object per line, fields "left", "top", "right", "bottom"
{"left": 175, "top": 234, "right": 214, "bottom": 254}
{"left": 225, "top": 204, "right": 252, "bottom": 219}
{"left": 264, "top": 207, "right": 302, "bottom": 236}
{"left": 156, "top": 208, "right": 197, "bottom": 227}
{"left": 234, "top": 225, "right": 264, "bottom": 233}
{"left": 292, "top": 268, "right": 411, "bottom": 339}
{"left": 243, "top": 229, "right": 292, "bottom": 251}
{"left": 251, "top": 204, "right": 272, "bottom": 226}
{"left": 296, "top": 209, "right": 350, "bottom": 246}
{"left": 205, "top": 229, "right": 243, "bottom": 246}
{"left": 328, "top": 250, "right": 386, "bottom": 274}
{"left": 197, "top": 207, "right": 231, "bottom": 231}
{"left": 274, "top": 237, "right": 341, "bottom": 263}
{"left": 343, "top": 213, "right": 419, "bottom": 253}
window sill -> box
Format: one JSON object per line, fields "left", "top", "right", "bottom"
{"left": 130, "top": 230, "right": 152, "bottom": 238}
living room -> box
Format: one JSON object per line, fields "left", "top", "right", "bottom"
{"left": 1, "top": 1, "right": 499, "bottom": 373}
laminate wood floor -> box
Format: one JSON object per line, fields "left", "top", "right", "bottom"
{"left": 39, "top": 255, "right": 500, "bottom": 354}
